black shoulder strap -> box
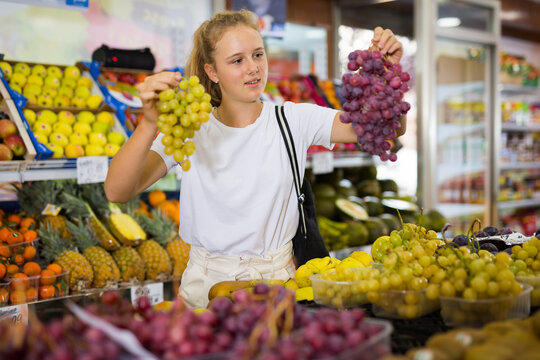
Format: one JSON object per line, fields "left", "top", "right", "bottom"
{"left": 275, "top": 105, "right": 307, "bottom": 239}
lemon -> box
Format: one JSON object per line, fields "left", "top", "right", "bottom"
{"left": 283, "top": 279, "right": 299, "bottom": 290}
{"left": 295, "top": 287, "right": 313, "bottom": 302}
{"left": 153, "top": 301, "right": 172, "bottom": 312}
{"left": 336, "top": 257, "right": 364, "bottom": 270}
{"left": 349, "top": 251, "right": 373, "bottom": 267}
{"left": 294, "top": 263, "right": 319, "bottom": 288}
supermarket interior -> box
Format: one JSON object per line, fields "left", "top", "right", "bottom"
{"left": 0, "top": 0, "right": 539, "bottom": 359}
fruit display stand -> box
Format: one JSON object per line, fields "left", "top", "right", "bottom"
{"left": 0, "top": 98, "right": 37, "bottom": 161}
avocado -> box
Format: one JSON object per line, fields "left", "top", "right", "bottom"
{"left": 363, "top": 196, "right": 383, "bottom": 217}
{"left": 357, "top": 164, "right": 377, "bottom": 181}
{"left": 379, "top": 213, "right": 401, "bottom": 232}
{"left": 416, "top": 209, "right": 447, "bottom": 232}
{"left": 357, "top": 179, "right": 381, "bottom": 198}
{"left": 346, "top": 222, "right": 369, "bottom": 247}
{"left": 315, "top": 198, "right": 336, "bottom": 219}
{"left": 335, "top": 198, "right": 369, "bottom": 221}
{"left": 336, "top": 179, "right": 358, "bottom": 199}
{"left": 363, "top": 217, "right": 389, "bottom": 244}
{"left": 313, "top": 183, "right": 337, "bottom": 200}
{"left": 379, "top": 179, "right": 399, "bottom": 193}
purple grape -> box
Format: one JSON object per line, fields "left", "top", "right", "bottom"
{"left": 348, "top": 51, "right": 358, "bottom": 61}
{"left": 483, "top": 226, "right": 499, "bottom": 236}
{"left": 347, "top": 61, "right": 360, "bottom": 71}
{"left": 349, "top": 74, "right": 361, "bottom": 87}
{"left": 340, "top": 112, "right": 351, "bottom": 124}
{"left": 400, "top": 72, "right": 411, "bottom": 82}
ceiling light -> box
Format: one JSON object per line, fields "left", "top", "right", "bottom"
{"left": 437, "top": 17, "right": 461, "bottom": 28}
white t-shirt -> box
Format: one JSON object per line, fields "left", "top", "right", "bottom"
{"left": 150, "top": 101, "right": 338, "bottom": 256}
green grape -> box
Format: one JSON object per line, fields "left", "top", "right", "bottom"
{"left": 469, "top": 259, "right": 486, "bottom": 275}
{"left": 431, "top": 269, "right": 446, "bottom": 284}
{"left": 192, "top": 121, "right": 202, "bottom": 131}
{"left": 164, "top": 145, "right": 174, "bottom": 156}
{"left": 440, "top": 281, "right": 456, "bottom": 297}
{"left": 411, "top": 245, "right": 425, "bottom": 259}
{"left": 172, "top": 137, "right": 183, "bottom": 149}
{"left": 517, "top": 250, "right": 529, "bottom": 261}
{"left": 418, "top": 255, "right": 432, "bottom": 268}
{"left": 202, "top": 93, "right": 211, "bottom": 103}
{"left": 437, "top": 256, "right": 449, "bottom": 268}
{"left": 180, "top": 114, "right": 191, "bottom": 127}
{"left": 180, "top": 99, "right": 189, "bottom": 108}
{"left": 379, "top": 276, "right": 390, "bottom": 291}
{"left": 404, "top": 292, "right": 419, "bottom": 305}
{"left": 425, "top": 284, "right": 439, "bottom": 300}
{"left": 453, "top": 267, "right": 467, "bottom": 280}
{"left": 179, "top": 79, "right": 189, "bottom": 90}
{"left": 470, "top": 276, "right": 487, "bottom": 293}
{"left": 367, "top": 279, "right": 379, "bottom": 292}
{"left": 172, "top": 125, "right": 184, "bottom": 138}
{"left": 158, "top": 113, "right": 168, "bottom": 122}
{"left": 184, "top": 141, "right": 196, "bottom": 156}
{"left": 463, "top": 287, "right": 477, "bottom": 300}
{"left": 160, "top": 123, "right": 172, "bottom": 134}
{"left": 192, "top": 84, "right": 204, "bottom": 97}
{"left": 526, "top": 246, "right": 538, "bottom": 258}
{"left": 185, "top": 128, "right": 195, "bottom": 139}
{"left": 174, "top": 106, "right": 186, "bottom": 117}
{"left": 389, "top": 273, "right": 403, "bottom": 288}
{"left": 161, "top": 134, "right": 173, "bottom": 146}
{"left": 181, "top": 159, "right": 191, "bottom": 171}
{"left": 186, "top": 93, "right": 195, "bottom": 103}
{"left": 190, "top": 102, "right": 200, "bottom": 113}
{"left": 486, "top": 281, "right": 499, "bottom": 297}
{"left": 399, "top": 266, "right": 413, "bottom": 282}
{"left": 454, "top": 278, "right": 466, "bottom": 292}
{"left": 189, "top": 113, "right": 199, "bottom": 124}
{"left": 159, "top": 88, "right": 175, "bottom": 102}
{"left": 200, "top": 101, "right": 212, "bottom": 113}
{"left": 168, "top": 99, "right": 179, "bottom": 110}
{"left": 173, "top": 149, "right": 184, "bottom": 162}
{"left": 409, "top": 276, "right": 427, "bottom": 290}
{"left": 390, "top": 230, "right": 402, "bottom": 247}
{"left": 158, "top": 101, "right": 171, "bottom": 113}
{"left": 166, "top": 114, "right": 178, "bottom": 125}
{"left": 188, "top": 75, "right": 200, "bottom": 87}
{"left": 485, "top": 263, "right": 498, "bottom": 279}
{"left": 514, "top": 259, "right": 527, "bottom": 271}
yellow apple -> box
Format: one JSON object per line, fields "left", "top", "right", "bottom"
{"left": 34, "top": 132, "right": 48, "bottom": 144}
{"left": 96, "top": 111, "right": 114, "bottom": 128}
{"left": 106, "top": 131, "right": 125, "bottom": 146}
{"left": 44, "top": 76, "right": 61, "bottom": 89}
{"left": 42, "top": 86, "right": 58, "bottom": 98}
{"left": 0, "top": 62, "right": 13, "bottom": 80}
{"left": 49, "top": 132, "right": 69, "bottom": 147}
{"left": 53, "top": 122, "right": 73, "bottom": 136}
{"left": 104, "top": 143, "right": 120, "bottom": 157}
{"left": 14, "top": 63, "right": 30, "bottom": 76}
{"left": 46, "top": 143, "right": 64, "bottom": 158}
{"left": 69, "top": 132, "right": 88, "bottom": 146}
{"left": 75, "top": 86, "right": 90, "bottom": 99}
{"left": 57, "top": 86, "right": 74, "bottom": 98}
{"left": 73, "top": 122, "right": 91, "bottom": 135}
{"left": 10, "top": 72, "right": 27, "bottom": 88}
{"left": 58, "top": 111, "right": 75, "bottom": 125}
{"left": 61, "top": 77, "right": 77, "bottom": 89}
{"left": 64, "top": 143, "right": 84, "bottom": 158}
{"left": 92, "top": 121, "right": 109, "bottom": 134}
{"left": 25, "top": 94, "right": 38, "bottom": 105}
{"left": 26, "top": 75, "right": 43, "bottom": 87}
{"left": 77, "top": 77, "right": 93, "bottom": 89}
{"left": 23, "top": 109, "right": 36, "bottom": 126}
{"left": 37, "top": 110, "right": 57, "bottom": 124}
{"left": 8, "top": 83, "right": 22, "bottom": 94}
{"left": 47, "top": 66, "right": 62, "bottom": 79}
{"left": 85, "top": 144, "right": 104, "bottom": 156}
{"left": 71, "top": 96, "right": 86, "bottom": 108}
{"left": 37, "top": 95, "right": 53, "bottom": 107}
{"left": 31, "top": 64, "right": 47, "bottom": 78}
{"left": 23, "top": 83, "right": 42, "bottom": 97}
{"left": 33, "top": 121, "right": 52, "bottom": 137}
{"left": 89, "top": 132, "right": 107, "bottom": 147}
{"left": 54, "top": 96, "right": 71, "bottom": 108}
{"left": 86, "top": 95, "right": 103, "bottom": 109}
{"left": 64, "top": 66, "right": 80, "bottom": 80}
{"left": 77, "top": 111, "right": 95, "bottom": 124}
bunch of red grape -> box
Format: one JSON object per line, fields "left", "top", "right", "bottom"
{"left": 340, "top": 49, "right": 411, "bottom": 161}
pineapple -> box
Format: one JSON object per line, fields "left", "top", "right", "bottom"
{"left": 67, "top": 219, "right": 121, "bottom": 289}
{"left": 61, "top": 193, "right": 121, "bottom": 251}
{"left": 112, "top": 246, "right": 146, "bottom": 283}
{"left": 39, "top": 223, "right": 93, "bottom": 292}
{"left": 136, "top": 240, "right": 173, "bottom": 281}
{"left": 137, "top": 209, "right": 189, "bottom": 280}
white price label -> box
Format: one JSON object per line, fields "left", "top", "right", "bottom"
{"left": 77, "top": 156, "right": 109, "bottom": 184}
{"left": 312, "top": 152, "right": 334, "bottom": 174}
{"left": 0, "top": 304, "right": 28, "bottom": 325}
{"left": 130, "top": 282, "right": 164, "bottom": 306}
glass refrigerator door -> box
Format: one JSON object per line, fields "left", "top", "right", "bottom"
{"left": 435, "top": 41, "right": 489, "bottom": 232}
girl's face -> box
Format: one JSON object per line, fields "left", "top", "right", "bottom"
{"left": 209, "top": 25, "right": 268, "bottom": 104}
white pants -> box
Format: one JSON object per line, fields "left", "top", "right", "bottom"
{"left": 179, "top": 241, "right": 295, "bottom": 309}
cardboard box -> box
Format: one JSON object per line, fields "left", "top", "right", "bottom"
{"left": 437, "top": 55, "right": 485, "bottom": 85}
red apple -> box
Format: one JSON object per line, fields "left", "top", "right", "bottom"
{"left": 0, "top": 119, "right": 17, "bottom": 139}
{"left": 118, "top": 73, "right": 136, "bottom": 85}
{"left": 103, "top": 71, "right": 118, "bottom": 82}
{"left": 4, "top": 134, "right": 26, "bottom": 156}
{"left": 0, "top": 143, "right": 13, "bottom": 160}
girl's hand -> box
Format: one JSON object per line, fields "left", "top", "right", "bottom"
{"left": 136, "top": 71, "right": 182, "bottom": 125}
{"left": 372, "top": 27, "right": 403, "bottom": 64}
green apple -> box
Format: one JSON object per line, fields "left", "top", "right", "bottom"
{"left": 42, "top": 86, "right": 58, "bottom": 98}
{"left": 33, "top": 121, "right": 52, "bottom": 137}
{"left": 92, "top": 121, "right": 110, "bottom": 134}
{"left": 31, "top": 64, "right": 47, "bottom": 78}
{"left": 104, "top": 143, "right": 120, "bottom": 157}
{"left": 47, "top": 66, "right": 62, "bottom": 78}
{"left": 89, "top": 132, "right": 107, "bottom": 147}
{"left": 86, "top": 95, "right": 103, "bottom": 109}
{"left": 85, "top": 144, "right": 104, "bottom": 156}
{"left": 64, "top": 66, "right": 80, "bottom": 80}
{"left": 46, "top": 143, "right": 64, "bottom": 158}
{"left": 57, "top": 86, "right": 74, "bottom": 99}
{"left": 10, "top": 72, "right": 27, "bottom": 88}
{"left": 53, "top": 95, "right": 70, "bottom": 108}
{"left": 14, "top": 63, "right": 30, "bottom": 76}
{"left": 23, "top": 83, "right": 42, "bottom": 97}
{"left": 77, "top": 77, "right": 93, "bottom": 89}
{"left": 106, "top": 131, "right": 125, "bottom": 146}
{"left": 34, "top": 132, "right": 48, "bottom": 144}
{"left": 44, "top": 76, "right": 61, "bottom": 89}
{"left": 77, "top": 111, "right": 95, "bottom": 124}
{"left": 0, "top": 62, "right": 13, "bottom": 80}
{"left": 26, "top": 74, "right": 43, "bottom": 87}
{"left": 37, "top": 110, "right": 57, "bottom": 124}
{"left": 37, "top": 94, "right": 53, "bottom": 107}
{"left": 8, "top": 83, "right": 22, "bottom": 94}
{"left": 69, "top": 132, "right": 88, "bottom": 146}
{"left": 71, "top": 96, "right": 86, "bottom": 108}
{"left": 49, "top": 132, "right": 69, "bottom": 147}
{"left": 96, "top": 111, "right": 114, "bottom": 128}
{"left": 23, "top": 109, "right": 36, "bottom": 126}
{"left": 25, "top": 94, "right": 38, "bottom": 105}
{"left": 64, "top": 143, "right": 84, "bottom": 158}
{"left": 61, "top": 77, "right": 77, "bottom": 89}
{"left": 75, "top": 86, "right": 90, "bottom": 99}
{"left": 73, "top": 122, "right": 91, "bottom": 135}
{"left": 58, "top": 110, "right": 75, "bottom": 125}
{"left": 53, "top": 122, "right": 72, "bottom": 136}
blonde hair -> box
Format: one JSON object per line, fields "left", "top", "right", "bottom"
{"left": 185, "top": 10, "right": 260, "bottom": 107}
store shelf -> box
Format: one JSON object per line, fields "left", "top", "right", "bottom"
{"left": 498, "top": 198, "right": 540, "bottom": 210}
{"left": 500, "top": 162, "right": 540, "bottom": 171}
{"left": 501, "top": 123, "right": 540, "bottom": 132}
{"left": 438, "top": 123, "right": 485, "bottom": 143}
{"left": 437, "top": 203, "right": 485, "bottom": 219}
{"left": 437, "top": 163, "right": 484, "bottom": 184}
{"left": 499, "top": 84, "right": 540, "bottom": 95}
{"left": 306, "top": 151, "right": 373, "bottom": 169}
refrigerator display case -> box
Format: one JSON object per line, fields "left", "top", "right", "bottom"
{"left": 415, "top": 0, "right": 500, "bottom": 233}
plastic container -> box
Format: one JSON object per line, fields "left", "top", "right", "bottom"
{"left": 9, "top": 274, "right": 40, "bottom": 305}
{"left": 516, "top": 275, "right": 540, "bottom": 306}
{"left": 440, "top": 283, "right": 532, "bottom": 327}
{"left": 39, "top": 271, "right": 69, "bottom": 300}
{"left": 372, "top": 288, "right": 440, "bottom": 319}
{"left": 335, "top": 318, "right": 393, "bottom": 360}
{"left": 311, "top": 268, "right": 377, "bottom": 308}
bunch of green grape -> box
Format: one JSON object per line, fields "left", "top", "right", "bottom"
{"left": 509, "top": 237, "right": 540, "bottom": 277}
{"left": 156, "top": 75, "right": 212, "bottom": 171}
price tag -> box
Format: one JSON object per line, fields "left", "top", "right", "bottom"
{"left": 0, "top": 304, "right": 28, "bottom": 325}
{"left": 41, "top": 203, "right": 62, "bottom": 216}
{"left": 77, "top": 156, "right": 109, "bottom": 184}
{"left": 130, "top": 282, "right": 164, "bottom": 306}
{"left": 312, "top": 152, "right": 334, "bottom": 174}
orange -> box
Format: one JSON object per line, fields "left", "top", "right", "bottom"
{"left": 0, "top": 244, "right": 11, "bottom": 258}
{"left": 14, "top": 254, "right": 24, "bottom": 266}
{"left": 39, "top": 285, "right": 56, "bottom": 300}
{"left": 10, "top": 290, "right": 26, "bottom": 305}
{"left": 0, "top": 288, "right": 8, "bottom": 304}
{"left": 47, "top": 263, "right": 63, "bottom": 275}
{"left": 23, "top": 230, "right": 38, "bottom": 243}
{"left": 0, "top": 227, "right": 11, "bottom": 243}
{"left": 6, "top": 264, "right": 19, "bottom": 276}
{"left": 0, "top": 263, "right": 5, "bottom": 279}
{"left": 11, "top": 273, "right": 29, "bottom": 291}
{"left": 23, "top": 262, "right": 41, "bottom": 277}
{"left": 40, "top": 269, "right": 56, "bottom": 285}
{"left": 26, "top": 287, "right": 37, "bottom": 302}
{"left": 6, "top": 231, "right": 23, "bottom": 246}
{"left": 19, "top": 217, "right": 36, "bottom": 231}
{"left": 6, "top": 214, "right": 21, "bottom": 227}
{"left": 148, "top": 190, "right": 167, "bottom": 207}
{"left": 23, "top": 246, "right": 36, "bottom": 261}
